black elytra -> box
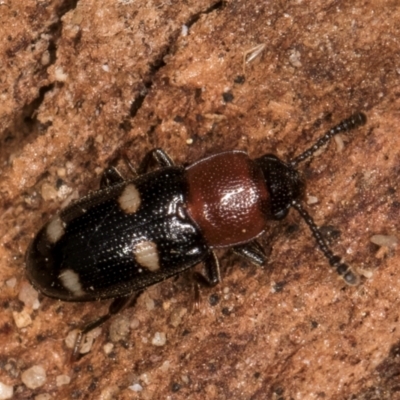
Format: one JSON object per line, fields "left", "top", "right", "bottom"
{"left": 25, "top": 112, "right": 367, "bottom": 356}
{"left": 27, "top": 168, "right": 207, "bottom": 301}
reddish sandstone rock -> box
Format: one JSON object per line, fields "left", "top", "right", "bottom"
{"left": 1, "top": 1, "right": 399, "bottom": 399}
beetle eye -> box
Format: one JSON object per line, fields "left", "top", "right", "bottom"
{"left": 255, "top": 154, "right": 303, "bottom": 220}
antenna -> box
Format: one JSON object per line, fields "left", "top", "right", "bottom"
{"left": 289, "top": 112, "right": 367, "bottom": 284}
{"left": 292, "top": 201, "right": 359, "bottom": 285}
{"left": 290, "top": 112, "right": 367, "bottom": 167}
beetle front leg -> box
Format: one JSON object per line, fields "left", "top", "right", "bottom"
{"left": 232, "top": 240, "right": 266, "bottom": 266}
{"left": 192, "top": 251, "right": 221, "bottom": 309}
{"left": 193, "top": 251, "right": 221, "bottom": 287}
{"left": 138, "top": 148, "right": 175, "bottom": 174}
{"left": 73, "top": 291, "right": 143, "bottom": 360}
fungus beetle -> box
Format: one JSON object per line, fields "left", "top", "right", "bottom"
{"left": 25, "top": 112, "right": 367, "bottom": 353}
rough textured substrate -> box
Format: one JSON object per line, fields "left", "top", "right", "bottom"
{"left": 0, "top": 0, "right": 399, "bottom": 399}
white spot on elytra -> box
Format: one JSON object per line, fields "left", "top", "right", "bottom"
{"left": 46, "top": 216, "right": 66, "bottom": 243}
{"left": 118, "top": 184, "right": 141, "bottom": 214}
{"left": 59, "top": 269, "right": 85, "bottom": 296}
{"left": 134, "top": 241, "right": 160, "bottom": 272}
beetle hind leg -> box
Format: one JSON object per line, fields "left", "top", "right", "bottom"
{"left": 72, "top": 291, "right": 143, "bottom": 360}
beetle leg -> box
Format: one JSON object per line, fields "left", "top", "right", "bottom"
{"left": 138, "top": 148, "right": 175, "bottom": 174}
{"left": 193, "top": 251, "right": 221, "bottom": 287}
{"left": 72, "top": 291, "right": 143, "bottom": 360}
{"left": 192, "top": 251, "right": 221, "bottom": 309}
{"left": 100, "top": 166, "right": 125, "bottom": 188}
{"left": 232, "top": 241, "right": 266, "bottom": 266}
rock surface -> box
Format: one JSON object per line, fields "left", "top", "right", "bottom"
{"left": 0, "top": 1, "right": 399, "bottom": 399}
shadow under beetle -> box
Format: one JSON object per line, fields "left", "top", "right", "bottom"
{"left": 25, "top": 112, "right": 367, "bottom": 355}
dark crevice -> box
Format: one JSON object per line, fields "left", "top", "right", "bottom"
{"left": 127, "top": 0, "right": 224, "bottom": 124}
{"left": 1, "top": 84, "right": 54, "bottom": 162}
{"left": 186, "top": 0, "right": 224, "bottom": 28}
{"left": 56, "top": 0, "right": 79, "bottom": 16}
{"left": 1, "top": 0, "right": 81, "bottom": 165}
{"left": 23, "top": 84, "right": 54, "bottom": 128}
{"left": 129, "top": 83, "right": 152, "bottom": 119}
{"left": 47, "top": 38, "right": 58, "bottom": 66}
{"left": 122, "top": 2, "right": 224, "bottom": 145}
{"left": 28, "top": 0, "right": 82, "bottom": 109}
{"left": 3, "top": 0, "right": 223, "bottom": 163}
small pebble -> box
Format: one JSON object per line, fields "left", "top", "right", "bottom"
{"left": 18, "top": 282, "right": 39, "bottom": 309}
{"left": 79, "top": 335, "right": 95, "bottom": 355}
{"left": 139, "top": 373, "right": 150, "bottom": 385}
{"left": 0, "top": 381, "right": 13, "bottom": 400}
{"left": 307, "top": 195, "right": 318, "bottom": 205}
{"left": 151, "top": 332, "right": 166, "bottom": 347}
{"left": 13, "top": 309, "right": 32, "bottom": 328}
{"left": 41, "top": 182, "right": 58, "bottom": 201}
{"left": 65, "top": 329, "right": 79, "bottom": 349}
{"left": 181, "top": 25, "right": 188, "bottom": 36}
{"left": 109, "top": 316, "right": 130, "bottom": 342}
{"left": 57, "top": 168, "right": 66, "bottom": 178}
{"left": 21, "top": 365, "right": 47, "bottom": 389}
{"left": 128, "top": 383, "right": 143, "bottom": 392}
{"left": 358, "top": 268, "right": 373, "bottom": 278}
{"left": 159, "top": 361, "right": 170, "bottom": 372}
{"left": 41, "top": 50, "right": 50, "bottom": 66}
{"left": 56, "top": 374, "right": 71, "bottom": 387}
{"left": 35, "top": 394, "right": 52, "bottom": 400}
{"left": 54, "top": 66, "right": 68, "bottom": 82}
{"left": 334, "top": 134, "right": 345, "bottom": 152}
{"left": 170, "top": 308, "right": 187, "bottom": 328}
{"left": 370, "top": 234, "right": 398, "bottom": 248}
{"left": 98, "top": 385, "right": 120, "bottom": 400}
{"left": 145, "top": 296, "right": 155, "bottom": 311}
{"left": 289, "top": 49, "right": 302, "bottom": 67}
{"left": 5, "top": 278, "right": 17, "bottom": 288}
{"left": 79, "top": 327, "right": 102, "bottom": 354}
{"left": 130, "top": 318, "right": 140, "bottom": 329}
{"left": 103, "top": 343, "right": 114, "bottom": 355}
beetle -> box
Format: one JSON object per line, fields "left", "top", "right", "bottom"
{"left": 26, "top": 112, "right": 366, "bottom": 352}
